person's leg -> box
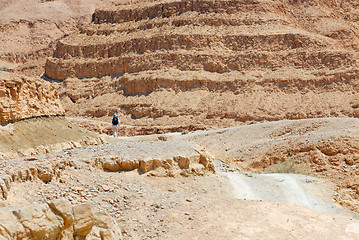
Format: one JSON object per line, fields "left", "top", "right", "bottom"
{"left": 113, "top": 126, "right": 117, "bottom": 137}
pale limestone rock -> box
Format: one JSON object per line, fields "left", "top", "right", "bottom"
{"left": 0, "top": 180, "right": 8, "bottom": 199}
{"left": 103, "top": 159, "right": 121, "bottom": 171}
{"left": 86, "top": 211, "right": 122, "bottom": 240}
{"left": 0, "top": 199, "right": 121, "bottom": 239}
{"left": 73, "top": 203, "right": 95, "bottom": 237}
{"left": 12, "top": 203, "right": 64, "bottom": 239}
{"left": 48, "top": 198, "right": 74, "bottom": 228}
{"left": 139, "top": 159, "right": 155, "bottom": 172}
{"left": 96, "top": 141, "right": 214, "bottom": 175}
{"left": 59, "top": 228, "right": 74, "bottom": 240}
{"left": 176, "top": 156, "right": 190, "bottom": 169}
{"left": 0, "top": 72, "right": 64, "bottom": 124}
{"left": 0, "top": 208, "right": 25, "bottom": 239}
{"left": 118, "top": 159, "right": 140, "bottom": 171}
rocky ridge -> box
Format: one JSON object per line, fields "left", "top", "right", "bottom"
{"left": 0, "top": 71, "right": 106, "bottom": 161}
{"left": 44, "top": 0, "right": 359, "bottom": 134}
{"left": 0, "top": 139, "right": 214, "bottom": 202}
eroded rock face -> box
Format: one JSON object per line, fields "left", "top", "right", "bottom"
{"left": 0, "top": 72, "right": 64, "bottom": 124}
{"left": 97, "top": 140, "right": 215, "bottom": 176}
{"left": 43, "top": 0, "right": 359, "bottom": 136}
{"left": 0, "top": 199, "right": 122, "bottom": 240}
{"left": 46, "top": 0, "right": 359, "bottom": 81}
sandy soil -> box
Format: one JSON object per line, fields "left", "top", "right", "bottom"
{"left": 0, "top": 116, "right": 103, "bottom": 159}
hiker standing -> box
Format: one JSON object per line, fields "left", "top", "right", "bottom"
{"left": 111, "top": 114, "right": 119, "bottom": 137}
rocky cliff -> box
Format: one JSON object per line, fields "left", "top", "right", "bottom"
{"left": 44, "top": 0, "right": 359, "bottom": 134}
{"left": 0, "top": 72, "right": 64, "bottom": 124}
{"left": 45, "top": 0, "right": 359, "bottom": 80}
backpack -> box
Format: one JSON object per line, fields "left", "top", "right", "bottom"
{"left": 112, "top": 116, "right": 119, "bottom": 125}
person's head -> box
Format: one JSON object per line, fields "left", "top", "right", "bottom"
{"left": 114, "top": 114, "right": 117, "bottom": 118}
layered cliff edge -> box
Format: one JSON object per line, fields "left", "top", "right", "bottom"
{"left": 46, "top": 0, "right": 359, "bottom": 80}
{"left": 43, "top": 0, "right": 359, "bottom": 135}
{"left": 0, "top": 71, "right": 64, "bottom": 124}
{"left": 0, "top": 72, "right": 105, "bottom": 160}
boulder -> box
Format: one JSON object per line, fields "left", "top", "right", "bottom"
{"left": 12, "top": 203, "right": 64, "bottom": 239}
{"left": 0, "top": 199, "right": 122, "bottom": 239}
{"left": 72, "top": 203, "right": 95, "bottom": 237}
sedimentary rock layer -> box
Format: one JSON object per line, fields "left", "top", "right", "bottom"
{"left": 46, "top": 49, "right": 357, "bottom": 80}
{"left": 45, "top": 0, "right": 359, "bottom": 133}
{"left": 45, "top": 0, "right": 359, "bottom": 82}
{"left": 91, "top": 0, "right": 283, "bottom": 24}
{"left": 0, "top": 72, "right": 64, "bottom": 124}
{"left": 54, "top": 28, "right": 329, "bottom": 58}
{"left": 0, "top": 139, "right": 213, "bottom": 200}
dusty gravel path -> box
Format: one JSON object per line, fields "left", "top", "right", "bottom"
{"left": 214, "top": 160, "right": 356, "bottom": 217}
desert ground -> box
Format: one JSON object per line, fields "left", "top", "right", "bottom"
{"left": 1, "top": 0, "right": 359, "bottom": 239}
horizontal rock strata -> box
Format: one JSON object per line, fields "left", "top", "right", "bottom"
{"left": 46, "top": 0, "right": 359, "bottom": 81}
{"left": 0, "top": 139, "right": 214, "bottom": 200}
{"left": 46, "top": 49, "right": 357, "bottom": 80}
{"left": 98, "top": 140, "right": 214, "bottom": 174}
{"left": 0, "top": 72, "right": 64, "bottom": 124}
{"left": 45, "top": 0, "right": 359, "bottom": 133}
{"left": 91, "top": 0, "right": 284, "bottom": 24}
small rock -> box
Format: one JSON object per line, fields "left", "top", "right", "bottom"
{"left": 345, "top": 158, "right": 355, "bottom": 166}
{"left": 0, "top": 201, "right": 6, "bottom": 207}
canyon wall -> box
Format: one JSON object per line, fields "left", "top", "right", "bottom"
{"left": 44, "top": 0, "right": 359, "bottom": 134}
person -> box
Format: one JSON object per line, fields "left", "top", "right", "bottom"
{"left": 111, "top": 114, "right": 119, "bottom": 137}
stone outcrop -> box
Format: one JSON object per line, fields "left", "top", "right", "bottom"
{"left": 99, "top": 141, "right": 215, "bottom": 175}
{"left": 0, "top": 139, "right": 214, "bottom": 201}
{"left": 0, "top": 135, "right": 106, "bottom": 161}
{"left": 44, "top": 0, "right": 359, "bottom": 134}
{"left": 0, "top": 71, "right": 64, "bottom": 124}
{"left": 0, "top": 199, "right": 122, "bottom": 240}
